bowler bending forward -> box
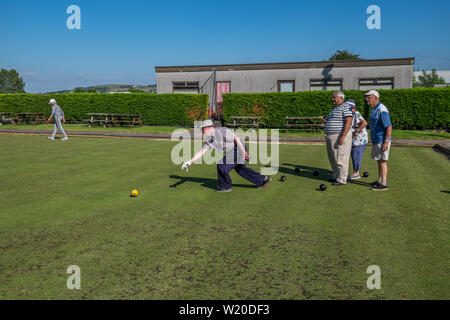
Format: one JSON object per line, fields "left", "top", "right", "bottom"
{"left": 182, "top": 120, "right": 272, "bottom": 192}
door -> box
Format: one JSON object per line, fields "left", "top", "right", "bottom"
{"left": 215, "top": 81, "right": 230, "bottom": 120}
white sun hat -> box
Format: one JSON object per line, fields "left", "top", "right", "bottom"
{"left": 200, "top": 119, "right": 214, "bottom": 129}
{"left": 49, "top": 99, "right": 56, "bottom": 104}
{"left": 364, "top": 90, "right": 379, "bottom": 98}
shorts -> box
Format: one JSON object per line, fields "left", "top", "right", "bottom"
{"left": 371, "top": 141, "right": 391, "bottom": 161}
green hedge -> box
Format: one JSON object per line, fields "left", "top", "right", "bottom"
{"left": 223, "top": 88, "right": 450, "bottom": 130}
{"left": 0, "top": 93, "right": 209, "bottom": 125}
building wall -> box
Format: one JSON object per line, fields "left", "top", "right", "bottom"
{"left": 157, "top": 64, "right": 413, "bottom": 95}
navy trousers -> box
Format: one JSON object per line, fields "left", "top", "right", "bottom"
{"left": 217, "top": 144, "right": 266, "bottom": 190}
{"left": 351, "top": 144, "right": 367, "bottom": 171}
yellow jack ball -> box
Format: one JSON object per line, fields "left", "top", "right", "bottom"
{"left": 131, "top": 189, "right": 138, "bottom": 197}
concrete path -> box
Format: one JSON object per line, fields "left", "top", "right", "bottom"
{"left": 0, "top": 128, "right": 449, "bottom": 147}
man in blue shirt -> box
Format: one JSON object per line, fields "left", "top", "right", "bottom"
{"left": 365, "top": 90, "right": 392, "bottom": 191}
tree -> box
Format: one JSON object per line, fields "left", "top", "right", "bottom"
{"left": 73, "top": 87, "right": 86, "bottom": 93}
{"left": 415, "top": 69, "right": 445, "bottom": 88}
{"left": 87, "top": 88, "right": 98, "bottom": 93}
{"left": 328, "top": 50, "right": 364, "bottom": 61}
{"left": 128, "top": 86, "right": 144, "bottom": 93}
{"left": 0, "top": 68, "right": 26, "bottom": 93}
{"left": 412, "top": 73, "right": 420, "bottom": 88}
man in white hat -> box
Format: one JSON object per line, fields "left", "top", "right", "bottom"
{"left": 181, "top": 120, "right": 271, "bottom": 192}
{"left": 47, "top": 99, "right": 68, "bottom": 141}
{"left": 364, "top": 90, "right": 392, "bottom": 191}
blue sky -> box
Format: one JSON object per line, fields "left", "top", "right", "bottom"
{"left": 1, "top": 0, "right": 450, "bottom": 93}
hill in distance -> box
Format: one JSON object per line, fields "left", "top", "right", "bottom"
{"left": 48, "top": 84, "right": 157, "bottom": 94}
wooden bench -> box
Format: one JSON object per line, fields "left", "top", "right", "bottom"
{"left": 285, "top": 116, "right": 324, "bottom": 133}
{"left": 0, "top": 112, "right": 15, "bottom": 125}
{"left": 85, "top": 113, "right": 112, "bottom": 128}
{"left": 16, "top": 113, "right": 48, "bottom": 125}
{"left": 85, "top": 119, "right": 112, "bottom": 127}
{"left": 85, "top": 113, "right": 143, "bottom": 128}
{"left": 110, "top": 114, "right": 143, "bottom": 128}
{"left": 225, "top": 116, "right": 261, "bottom": 129}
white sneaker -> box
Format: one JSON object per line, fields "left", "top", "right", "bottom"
{"left": 61, "top": 137, "right": 69, "bottom": 141}
{"left": 48, "top": 137, "right": 55, "bottom": 140}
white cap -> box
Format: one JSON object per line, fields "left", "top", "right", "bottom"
{"left": 49, "top": 99, "right": 56, "bottom": 104}
{"left": 200, "top": 119, "right": 214, "bottom": 129}
{"left": 364, "top": 90, "right": 379, "bottom": 98}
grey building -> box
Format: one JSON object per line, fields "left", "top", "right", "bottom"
{"left": 155, "top": 57, "right": 414, "bottom": 114}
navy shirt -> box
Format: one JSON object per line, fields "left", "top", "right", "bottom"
{"left": 369, "top": 102, "right": 392, "bottom": 144}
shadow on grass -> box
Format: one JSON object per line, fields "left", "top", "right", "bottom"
{"left": 441, "top": 190, "right": 450, "bottom": 194}
{"left": 280, "top": 162, "right": 333, "bottom": 182}
{"left": 169, "top": 175, "right": 257, "bottom": 190}
{"left": 347, "top": 180, "right": 373, "bottom": 187}
{"left": 280, "top": 162, "right": 373, "bottom": 187}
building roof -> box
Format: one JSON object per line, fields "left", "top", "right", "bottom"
{"left": 155, "top": 57, "right": 415, "bottom": 73}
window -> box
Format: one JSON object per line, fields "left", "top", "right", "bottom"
{"left": 278, "top": 80, "right": 295, "bottom": 92}
{"left": 310, "top": 79, "right": 342, "bottom": 91}
{"left": 359, "top": 78, "right": 394, "bottom": 90}
{"left": 173, "top": 81, "right": 199, "bottom": 93}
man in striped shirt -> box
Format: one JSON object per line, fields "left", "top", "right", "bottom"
{"left": 323, "top": 91, "right": 353, "bottom": 185}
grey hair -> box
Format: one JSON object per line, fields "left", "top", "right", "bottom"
{"left": 333, "top": 91, "right": 345, "bottom": 99}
